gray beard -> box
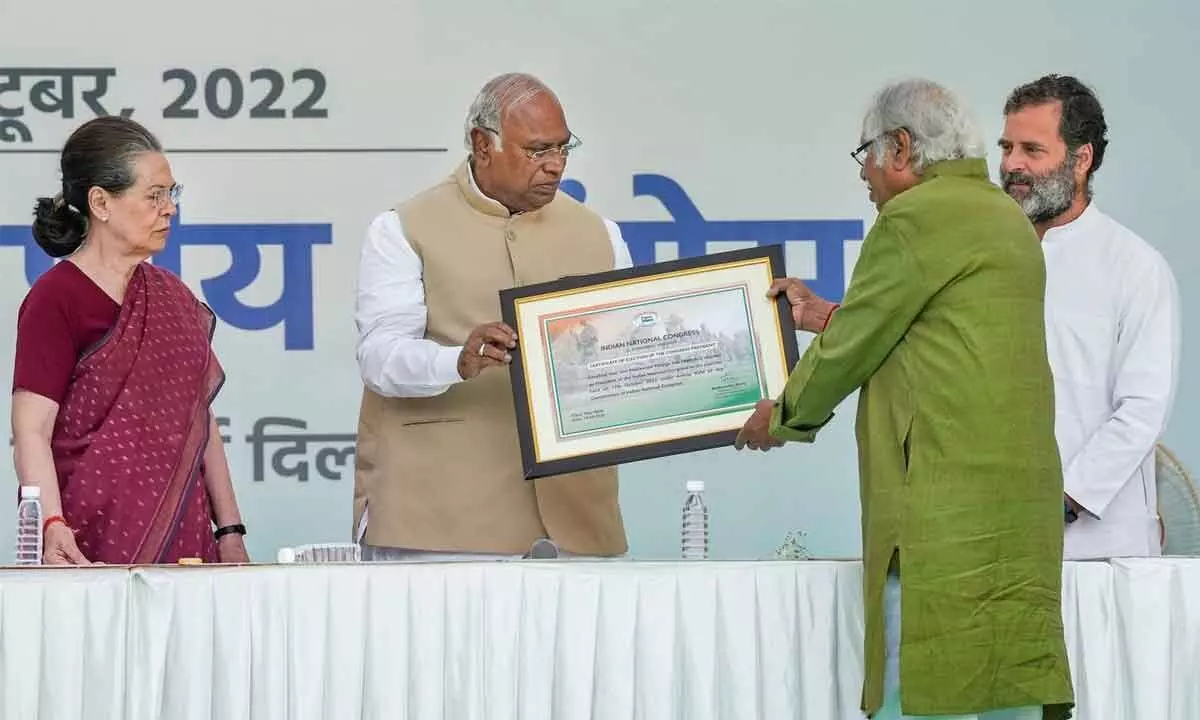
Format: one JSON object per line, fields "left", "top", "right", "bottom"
{"left": 1002, "top": 156, "right": 1077, "bottom": 225}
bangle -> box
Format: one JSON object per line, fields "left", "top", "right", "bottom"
{"left": 214, "top": 523, "right": 246, "bottom": 540}
{"left": 43, "top": 515, "right": 68, "bottom": 535}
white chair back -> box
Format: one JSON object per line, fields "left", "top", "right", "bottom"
{"left": 1156, "top": 444, "right": 1200, "bottom": 556}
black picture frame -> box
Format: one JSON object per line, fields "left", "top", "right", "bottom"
{"left": 499, "top": 244, "right": 800, "bottom": 480}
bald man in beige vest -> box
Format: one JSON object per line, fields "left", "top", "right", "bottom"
{"left": 352, "top": 73, "right": 631, "bottom": 561}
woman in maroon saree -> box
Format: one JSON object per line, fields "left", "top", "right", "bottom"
{"left": 11, "top": 116, "right": 248, "bottom": 565}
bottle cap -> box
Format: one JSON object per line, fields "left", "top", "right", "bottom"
{"left": 524, "top": 538, "right": 560, "bottom": 559}
{"left": 19, "top": 485, "right": 41, "bottom": 499}
{"left": 686, "top": 480, "right": 705, "bottom": 493}
{"left": 277, "top": 547, "right": 296, "bottom": 564}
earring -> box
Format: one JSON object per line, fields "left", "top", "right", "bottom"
{"left": 101, "top": 216, "right": 109, "bottom": 222}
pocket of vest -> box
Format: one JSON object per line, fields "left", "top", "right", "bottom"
{"left": 401, "top": 418, "right": 466, "bottom": 427}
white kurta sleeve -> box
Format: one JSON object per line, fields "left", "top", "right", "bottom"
{"left": 1063, "top": 255, "right": 1181, "bottom": 518}
{"left": 353, "top": 211, "right": 464, "bottom": 398}
{"left": 605, "top": 218, "right": 634, "bottom": 270}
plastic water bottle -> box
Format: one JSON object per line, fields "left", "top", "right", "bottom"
{"left": 681, "top": 480, "right": 709, "bottom": 560}
{"left": 15, "top": 485, "right": 43, "bottom": 566}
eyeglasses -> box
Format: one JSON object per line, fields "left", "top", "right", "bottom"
{"left": 524, "top": 133, "right": 582, "bottom": 162}
{"left": 851, "top": 139, "right": 873, "bottom": 167}
{"left": 480, "top": 126, "right": 582, "bottom": 162}
{"left": 852, "top": 127, "right": 911, "bottom": 167}
{"left": 148, "top": 184, "right": 183, "bottom": 209}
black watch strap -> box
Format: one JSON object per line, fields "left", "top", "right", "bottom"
{"left": 214, "top": 523, "right": 247, "bottom": 539}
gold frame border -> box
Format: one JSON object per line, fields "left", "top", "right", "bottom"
{"left": 513, "top": 256, "right": 788, "bottom": 463}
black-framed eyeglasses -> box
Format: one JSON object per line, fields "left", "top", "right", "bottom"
{"left": 851, "top": 139, "right": 873, "bottom": 167}
{"left": 852, "top": 127, "right": 911, "bottom": 167}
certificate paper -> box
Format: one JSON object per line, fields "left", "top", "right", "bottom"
{"left": 500, "top": 245, "right": 799, "bottom": 479}
{"left": 546, "top": 285, "right": 765, "bottom": 438}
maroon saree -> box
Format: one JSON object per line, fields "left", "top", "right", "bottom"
{"left": 52, "top": 263, "right": 224, "bottom": 564}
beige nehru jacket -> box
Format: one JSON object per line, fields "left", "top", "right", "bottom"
{"left": 352, "top": 160, "right": 628, "bottom": 555}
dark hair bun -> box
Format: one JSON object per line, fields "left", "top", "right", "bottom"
{"left": 32, "top": 196, "right": 88, "bottom": 258}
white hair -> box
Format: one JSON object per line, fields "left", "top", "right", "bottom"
{"left": 861, "top": 79, "right": 985, "bottom": 172}
{"left": 463, "top": 73, "right": 553, "bottom": 152}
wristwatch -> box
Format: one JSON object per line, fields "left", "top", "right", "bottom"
{"left": 214, "top": 523, "right": 247, "bottom": 540}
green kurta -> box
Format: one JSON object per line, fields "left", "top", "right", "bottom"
{"left": 770, "top": 159, "right": 1074, "bottom": 718}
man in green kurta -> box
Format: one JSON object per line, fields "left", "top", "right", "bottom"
{"left": 737, "top": 79, "right": 1074, "bottom": 719}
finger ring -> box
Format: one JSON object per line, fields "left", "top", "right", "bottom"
{"left": 478, "top": 343, "right": 487, "bottom": 357}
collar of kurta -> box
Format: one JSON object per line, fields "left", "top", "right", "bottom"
{"left": 455, "top": 158, "right": 531, "bottom": 219}
{"left": 1042, "top": 202, "right": 1102, "bottom": 244}
{"left": 919, "top": 157, "right": 989, "bottom": 181}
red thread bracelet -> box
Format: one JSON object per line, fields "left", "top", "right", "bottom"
{"left": 822, "top": 304, "right": 841, "bottom": 332}
{"left": 43, "top": 515, "right": 68, "bottom": 535}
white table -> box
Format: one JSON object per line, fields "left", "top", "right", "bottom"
{"left": 1, "top": 559, "right": 1197, "bottom": 720}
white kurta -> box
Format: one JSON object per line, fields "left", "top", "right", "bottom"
{"left": 1042, "top": 203, "right": 1181, "bottom": 559}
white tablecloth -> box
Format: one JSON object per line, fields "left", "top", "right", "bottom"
{"left": 1, "top": 559, "right": 1198, "bottom": 719}
{"left": 0, "top": 567, "right": 129, "bottom": 720}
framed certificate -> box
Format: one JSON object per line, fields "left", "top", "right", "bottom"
{"left": 499, "top": 245, "right": 800, "bottom": 479}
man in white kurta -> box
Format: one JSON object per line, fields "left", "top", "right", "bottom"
{"left": 352, "top": 73, "right": 633, "bottom": 561}
{"left": 1000, "top": 74, "right": 1180, "bottom": 559}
